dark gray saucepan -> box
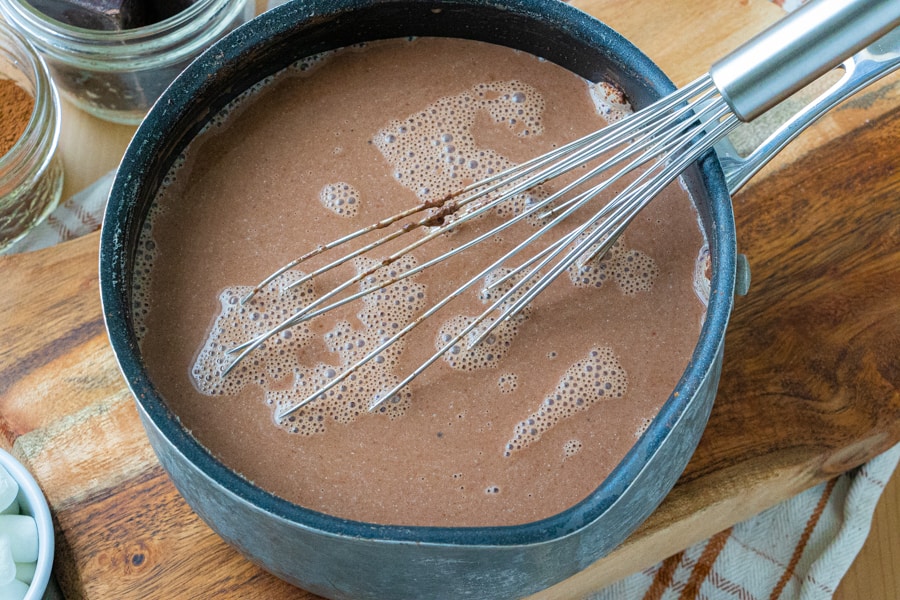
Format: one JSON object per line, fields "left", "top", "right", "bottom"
{"left": 99, "top": 1, "right": 737, "bottom": 598}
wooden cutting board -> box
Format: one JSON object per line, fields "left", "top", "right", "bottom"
{"left": 1, "top": 1, "right": 898, "bottom": 598}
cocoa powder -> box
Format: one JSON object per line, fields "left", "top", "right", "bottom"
{"left": 0, "top": 79, "right": 34, "bottom": 157}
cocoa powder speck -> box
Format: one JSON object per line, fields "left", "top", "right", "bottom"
{"left": 0, "top": 78, "right": 34, "bottom": 157}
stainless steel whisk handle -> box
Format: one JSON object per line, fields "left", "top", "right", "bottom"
{"left": 710, "top": 0, "right": 900, "bottom": 122}
{"left": 712, "top": 7, "right": 900, "bottom": 193}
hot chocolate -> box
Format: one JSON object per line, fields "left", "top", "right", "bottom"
{"left": 134, "top": 37, "right": 708, "bottom": 527}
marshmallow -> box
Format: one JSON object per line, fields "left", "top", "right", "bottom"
{"left": 0, "top": 469, "right": 17, "bottom": 515}
{"left": 0, "top": 578, "right": 28, "bottom": 600}
{"left": 0, "top": 516, "right": 38, "bottom": 563}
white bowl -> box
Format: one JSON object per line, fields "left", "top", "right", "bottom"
{"left": 0, "top": 448, "right": 55, "bottom": 600}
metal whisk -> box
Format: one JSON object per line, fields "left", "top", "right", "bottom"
{"left": 225, "top": 0, "right": 900, "bottom": 422}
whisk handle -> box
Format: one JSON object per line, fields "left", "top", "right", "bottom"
{"left": 709, "top": 0, "right": 900, "bottom": 122}
{"left": 714, "top": 25, "right": 899, "bottom": 194}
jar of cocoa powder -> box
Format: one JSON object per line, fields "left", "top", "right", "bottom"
{"left": 0, "top": 0, "right": 251, "bottom": 124}
{"left": 0, "top": 20, "right": 63, "bottom": 251}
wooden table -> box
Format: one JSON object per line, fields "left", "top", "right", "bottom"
{"left": 1, "top": 0, "right": 898, "bottom": 598}
{"left": 836, "top": 474, "right": 900, "bottom": 600}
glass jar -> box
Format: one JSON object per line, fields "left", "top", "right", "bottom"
{"left": 0, "top": 20, "right": 63, "bottom": 252}
{"left": 0, "top": 0, "right": 251, "bottom": 124}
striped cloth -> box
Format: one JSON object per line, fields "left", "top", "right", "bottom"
{"left": 5, "top": 171, "right": 899, "bottom": 600}
{"left": 591, "top": 445, "right": 900, "bottom": 600}
{"left": 1, "top": 169, "right": 114, "bottom": 255}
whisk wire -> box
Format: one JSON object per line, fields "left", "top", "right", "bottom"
{"left": 227, "top": 145, "right": 588, "bottom": 367}
{"left": 273, "top": 122, "right": 657, "bottom": 417}
{"left": 498, "top": 111, "right": 740, "bottom": 330}
{"left": 233, "top": 74, "right": 741, "bottom": 415}
{"left": 242, "top": 77, "right": 715, "bottom": 306}
{"left": 483, "top": 79, "right": 725, "bottom": 297}
{"left": 465, "top": 94, "right": 739, "bottom": 348}
{"left": 366, "top": 96, "right": 736, "bottom": 408}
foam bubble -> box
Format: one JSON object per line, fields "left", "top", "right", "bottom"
{"left": 319, "top": 182, "right": 360, "bottom": 218}
{"left": 563, "top": 439, "right": 583, "bottom": 458}
{"left": 504, "top": 346, "right": 627, "bottom": 456}
{"left": 190, "top": 271, "right": 317, "bottom": 398}
{"left": 290, "top": 49, "right": 335, "bottom": 74}
{"left": 497, "top": 372, "right": 518, "bottom": 394}
{"left": 634, "top": 417, "right": 653, "bottom": 438}
{"left": 131, "top": 201, "right": 165, "bottom": 346}
{"left": 566, "top": 236, "right": 658, "bottom": 295}
{"left": 373, "top": 81, "right": 547, "bottom": 221}
{"left": 184, "top": 253, "right": 427, "bottom": 434}
{"left": 269, "top": 255, "right": 426, "bottom": 432}
{"left": 589, "top": 81, "right": 632, "bottom": 123}
{"left": 132, "top": 151, "right": 194, "bottom": 347}
{"left": 693, "top": 244, "right": 711, "bottom": 307}
{"left": 437, "top": 268, "right": 534, "bottom": 372}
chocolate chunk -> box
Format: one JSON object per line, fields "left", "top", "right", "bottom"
{"left": 25, "top": 0, "right": 198, "bottom": 31}
{"left": 25, "top": 0, "right": 151, "bottom": 30}
{"left": 150, "top": 0, "right": 196, "bottom": 22}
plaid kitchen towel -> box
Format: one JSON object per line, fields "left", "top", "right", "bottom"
{"left": 590, "top": 444, "right": 900, "bottom": 600}
{"left": 1, "top": 169, "right": 115, "bottom": 255}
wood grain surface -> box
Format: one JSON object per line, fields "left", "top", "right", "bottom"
{"left": 835, "top": 469, "right": 900, "bottom": 600}
{"left": 1, "top": 0, "right": 898, "bottom": 598}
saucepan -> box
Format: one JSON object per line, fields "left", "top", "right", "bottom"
{"left": 101, "top": 1, "right": 737, "bottom": 597}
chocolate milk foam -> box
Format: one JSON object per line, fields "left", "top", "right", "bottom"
{"left": 134, "top": 38, "right": 708, "bottom": 527}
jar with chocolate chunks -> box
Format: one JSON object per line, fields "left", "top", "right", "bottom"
{"left": 0, "top": 0, "right": 251, "bottom": 124}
